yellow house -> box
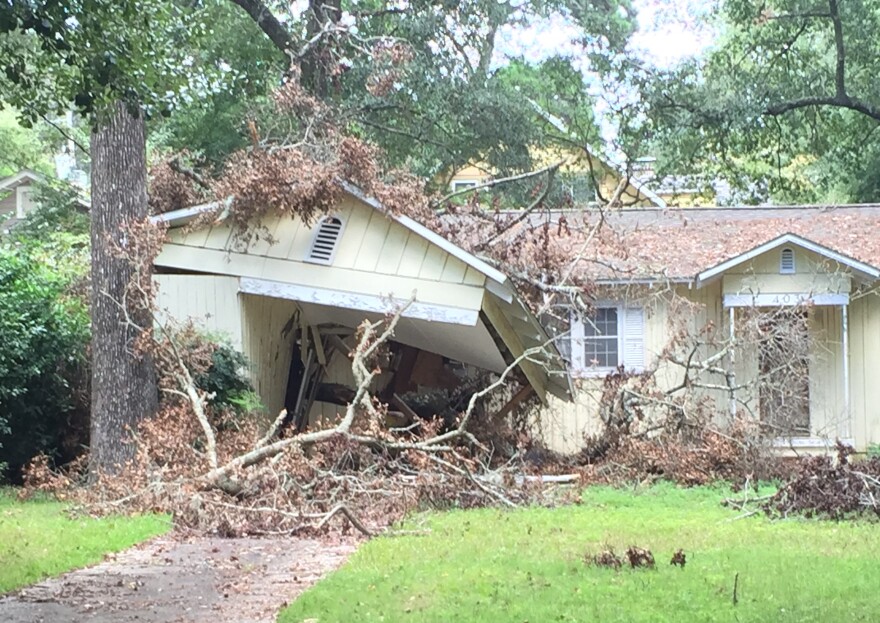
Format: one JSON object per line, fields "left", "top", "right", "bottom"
{"left": 151, "top": 183, "right": 571, "bottom": 429}
{"left": 447, "top": 152, "right": 668, "bottom": 209}
{"left": 538, "top": 205, "right": 880, "bottom": 454}
{"left": 445, "top": 105, "right": 668, "bottom": 208}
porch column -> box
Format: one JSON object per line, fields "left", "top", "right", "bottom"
{"left": 841, "top": 303, "right": 851, "bottom": 439}
{"left": 729, "top": 306, "right": 736, "bottom": 418}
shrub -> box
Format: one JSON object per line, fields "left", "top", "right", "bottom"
{"left": 0, "top": 246, "right": 89, "bottom": 481}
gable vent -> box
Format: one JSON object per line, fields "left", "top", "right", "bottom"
{"left": 306, "top": 216, "right": 344, "bottom": 265}
{"left": 780, "top": 247, "right": 795, "bottom": 274}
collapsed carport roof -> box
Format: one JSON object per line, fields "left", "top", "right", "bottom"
{"left": 152, "top": 182, "right": 573, "bottom": 404}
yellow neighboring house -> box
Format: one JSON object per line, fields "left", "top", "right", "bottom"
{"left": 447, "top": 152, "right": 668, "bottom": 209}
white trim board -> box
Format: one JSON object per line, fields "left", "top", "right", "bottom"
{"left": 239, "top": 277, "right": 480, "bottom": 326}
{"left": 772, "top": 437, "right": 855, "bottom": 449}
{"left": 723, "top": 292, "right": 849, "bottom": 307}
{"left": 150, "top": 197, "right": 231, "bottom": 228}
{"left": 697, "top": 233, "right": 880, "bottom": 286}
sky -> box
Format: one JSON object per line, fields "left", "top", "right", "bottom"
{"left": 495, "top": 0, "right": 716, "bottom": 70}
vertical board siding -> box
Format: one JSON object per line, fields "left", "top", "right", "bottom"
{"left": 809, "top": 306, "right": 843, "bottom": 438}
{"left": 375, "top": 224, "right": 411, "bottom": 275}
{"left": 353, "top": 209, "right": 393, "bottom": 272}
{"left": 266, "top": 217, "right": 302, "bottom": 259}
{"left": 396, "top": 234, "right": 431, "bottom": 278}
{"left": 440, "top": 255, "right": 468, "bottom": 283}
{"left": 154, "top": 275, "right": 242, "bottom": 348}
{"left": 240, "top": 294, "right": 299, "bottom": 419}
{"left": 332, "top": 201, "right": 373, "bottom": 269}
{"left": 850, "top": 291, "right": 880, "bottom": 448}
{"left": 418, "top": 245, "right": 447, "bottom": 281}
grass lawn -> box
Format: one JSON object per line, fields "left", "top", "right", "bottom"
{"left": 280, "top": 484, "right": 880, "bottom": 623}
{"left": 0, "top": 490, "right": 169, "bottom": 593}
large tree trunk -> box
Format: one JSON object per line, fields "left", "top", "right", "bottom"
{"left": 301, "top": 0, "right": 342, "bottom": 97}
{"left": 89, "top": 100, "right": 158, "bottom": 473}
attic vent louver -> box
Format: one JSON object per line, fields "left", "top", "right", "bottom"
{"left": 306, "top": 216, "right": 344, "bottom": 265}
{"left": 780, "top": 247, "right": 795, "bottom": 274}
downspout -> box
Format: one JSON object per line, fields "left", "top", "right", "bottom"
{"left": 729, "top": 306, "right": 736, "bottom": 419}
{"left": 841, "top": 303, "right": 850, "bottom": 440}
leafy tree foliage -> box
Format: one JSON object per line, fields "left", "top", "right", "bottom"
{"left": 644, "top": 0, "right": 880, "bottom": 203}
{"left": 0, "top": 109, "right": 56, "bottom": 176}
{"left": 0, "top": 0, "right": 220, "bottom": 472}
{"left": 12, "top": 181, "right": 90, "bottom": 237}
{"left": 0, "top": 242, "right": 89, "bottom": 481}
{"left": 157, "top": 1, "right": 635, "bottom": 182}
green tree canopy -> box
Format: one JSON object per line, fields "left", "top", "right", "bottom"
{"left": 156, "top": 1, "right": 634, "bottom": 183}
{"left": 643, "top": 0, "right": 880, "bottom": 203}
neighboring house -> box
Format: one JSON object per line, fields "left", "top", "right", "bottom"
{"left": 0, "top": 170, "right": 42, "bottom": 226}
{"left": 448, "top": 154, "right": 667, "bottom": 208}
{"left": 0, "top": 168, "right": 90, "bottom": 232}
{"left": 538, "top": 204, "right": 880, "bottom": 454}
{"left": 631, "top": 157, "right": 734, "bottom": 207}
{"left": 446, "top": 105, "right": 667, "bottom": 208}
{"left": 152, "top": 184, "right": 571, "bottom": 430}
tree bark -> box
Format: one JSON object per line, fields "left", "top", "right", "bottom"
{"left": 301, "top": 0, "right": 342, "bottom": 97}
{"left": 89, "top": 100, "right": 158, "bottom": 474}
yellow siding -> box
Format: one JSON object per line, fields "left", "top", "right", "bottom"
{"left": 375, "top": 226, "right": 411, "bottom": 274}
{"left": 722, "top": 248, "right": 852, "bottom": 296}
{"left": 332, "top": 201, "right": 373, "bottom": 269}
{"left": 397, "top": 234, "right": 430, "bottom": 278}
{"left": 539, "top": 277, "right": 880, "bottom": 454}
{"left": 849, "top": 290, "right": 880, "bottom": 449}
{"left": 240, "top": 294, "right": 299, "bottom": 418}
{"left": 156, "top": 195, "right": 488, "bottom": 312}
{"left": 154, "top": 275, "right": 243, "bottom": 348}
{"left": 448, "top": 164, "right": 489, "bottom": 187}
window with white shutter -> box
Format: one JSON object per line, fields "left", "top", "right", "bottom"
{"left": 569, "top": 304, "right": 646, "bottom": 376}
{"left": 306, "top": 216, "right": 344, "bottom": 265}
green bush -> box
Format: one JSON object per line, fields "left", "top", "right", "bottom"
{"left": 187, "top": 337, "right": 262, "bottom": 428}
{"left": 0, "top": 245, "right": 89, "bottom": 481}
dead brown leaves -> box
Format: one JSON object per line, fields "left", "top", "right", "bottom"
{"left": 765, "top": 442, "right": 880, "bottom": 519}
{"left": 588, "top": 546, "right": 673, "bottom": 570}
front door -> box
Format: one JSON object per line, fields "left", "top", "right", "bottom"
{"left": 758, "top": 308, "right": 811, "bottom": 436}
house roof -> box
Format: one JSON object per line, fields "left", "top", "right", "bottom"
{"left": 529, "top": 204, "right": 880, "bottom": 283}
{"left": 153, "top": 183, "right": 510, "bottom": 287}
{"left": 0, "top": 169, "right": 43, "bottom": 193}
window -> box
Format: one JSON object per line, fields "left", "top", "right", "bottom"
{"left": 780, "top": 247, "right": 795, "bottom": 274}
{"left": 306, "top": 216, "right": 344, "bottom": 265}
{"left": 569, "top": 305, "right": 645, "bottom": 376}
{"left": 451, "top": 180, "right": 478, "bottom": 192}
{"left": 584, "top": 307, "right": 619, "bottom": 367}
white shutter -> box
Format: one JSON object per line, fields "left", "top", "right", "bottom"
{"left": 569, "top": 309, "right": 586, "bottom": 374}
{"left": 622, "top": 307, "right": 645, "bottom": 372}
